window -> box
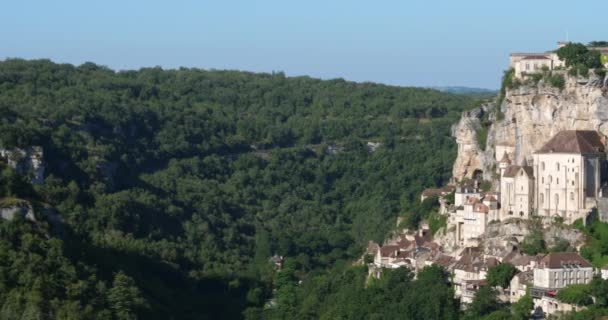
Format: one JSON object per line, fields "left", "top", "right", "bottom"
{"left": 540, "top": 193, "right": 544, "bottom": 204}
{"left": 570, "top": 192, "right": 574, "bottom": 200}
{"left": 509, "top": 211, "right": 513, "bottom": 215}
{"left": 519, "top": 211, "right": 524, "bottom": 217}
{"left": 555, "top": 194, "right": 559, "bottom": 206}
{"left": 526, "top": 63, "right": 530, "bottom": 70}
{"left": 557, "top": 163, "right": 560, "bottom": 171}
{"left": 542, "top": 177, "right": 545, "bottom": 184}
{"left": 548, "top": 175, "right": 553, "bottom": 183}
{"left": 557, "top": 178, "right": 559, "bottom": 185}
{"left": 541, "top": 162, "right": 545, "bottom": 171}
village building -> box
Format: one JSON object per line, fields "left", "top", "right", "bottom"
{"left": 454, "top": 181, "right": 482, "bottom": 207}
{"left": 452, "top": 248, "right": 499, "bottom": 304}
{"left": 450, "top": 194, "right": 499, "bottom": 246}
{"left": 500, "top": 163, "right": 534, "bottom": 220}
{"left": 509, "top": 270, "right": 533, "bottom": 303}
{"left": 533, "top": 130, "right": 605, "bottom": 224}
{"left": 530, "top": 253, "right": 593, "bottom": 316}
{"left": 532, "top": 252, "right": 594, "bottom": 291}
{"left": 602, "top": 265, "right": 608, "bottom": 280}
{"left": 420, "top": 185, "right": 455, "bottom": 202}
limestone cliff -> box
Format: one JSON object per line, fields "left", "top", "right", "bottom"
{"left": 451, "top": 105, "right": 494, "bottom": 181}
{"left": 452, "top": 72, "right": 608, "bottom": 182}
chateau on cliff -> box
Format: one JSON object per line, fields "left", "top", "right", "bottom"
{"left": 510, "top": 41, "right": 608, "bottom": 79}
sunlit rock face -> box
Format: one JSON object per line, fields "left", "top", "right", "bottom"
{"left": 452, "top": 73, "right": 608, "bottom": 183}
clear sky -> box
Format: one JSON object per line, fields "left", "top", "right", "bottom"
{"left": 1, "top": 0, "right": 607, "bottom": 89}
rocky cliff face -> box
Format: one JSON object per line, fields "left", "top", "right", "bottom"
{"left": 0, "top": 146, "right": 45, "bottom": 185}
{"left": 451, "top": 105, "right": 494, "bottom": 182}
{"left": 452, "top": 72, "right": 608, "bottom": 182}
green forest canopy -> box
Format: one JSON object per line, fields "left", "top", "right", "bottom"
{"left": 0, "top": 58, "right": 476, "bottom": 319}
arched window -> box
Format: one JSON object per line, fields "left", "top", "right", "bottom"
{"left": 541, "top": 162, "right": 545, "bottom": 171}
{"left": 556, "top": 163, "right": 560, "bottom": 171}
{"left": 542, "top": 177, "right": 545, "bottom": 184}
{"left": 519, "top": 211, "right": 524, "bottom": 217}
{"left": 557, "top": 178, "right": 559, "bottom": 185}
{"left": 540, "top": 193, "right": 544, "bottom": 204}
{"left": 555, "top": 194, "right": 559, "bottom": 206}
{"left": 548, "top": 175, "right": 553, "bottom": 183}
{"left": 570, "top": 192, "right": 574, "bottom": 201}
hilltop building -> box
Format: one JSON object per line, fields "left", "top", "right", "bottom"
{"left": 509, "top": 41, "right": 608, "bottom": 78}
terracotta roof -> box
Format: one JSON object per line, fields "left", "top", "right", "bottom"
{"left": 536, "top": 130, "right": 604, "bottom": 154}
{"left": 421, "top": 188, "right": 442, "bottom": 197}
{"left": 474, "top": 203, "right": 489, "bottom": 213}
{"left": 515, "top": 270, "right": 534, "bottom": 285}
{"left": 467, "top": 197, "right": 480, "bottom": 205}
{"left": 538, "top": 252, "right": 592, "bottom": 269}
{"left": 379, "top": 245, "right": 400, "bottom": 258}
{"left": 503, "top": 165, "right": 533, "bottom": 178}
{"left": 483, "top": 195, "right": 497, "bottom": 202}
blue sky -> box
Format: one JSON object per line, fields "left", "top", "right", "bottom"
{"left": 1, "top": 1, "right": 607, "bottom": 89}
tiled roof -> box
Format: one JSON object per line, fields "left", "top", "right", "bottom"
{"left": 503, "top": 165, "right": 533, "bottom": 178}
{"left": 538, "top": 252, "right": 592, "bottom": 269}
{"left": 536, "top": 130, "right": 604, "bottom": 154}
{"left": 483, "top": 195, "right": 497, "bottom": 202}
{"left": 379, "top": 245, "right": 400, "bottom": 258}
{"left": 474, "top": 203, "right": 489, "bottom": 213}
{"left": 467, "top": 197, "right": 480, "bottom": 205}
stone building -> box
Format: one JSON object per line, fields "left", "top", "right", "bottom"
{"left": 532, "top": 252, "right": 593, "bottom": 291}
{"left": 531, "top": 252, "right": 593, "bottom": 317}
{"left": 451, "top": 194, "right": 499, "bottom": 245}
{"left": 532, "top": 130, "right": 605, "bottom": 224}
{"left": 500, "top": 164, "right": 534, "bottom": 220}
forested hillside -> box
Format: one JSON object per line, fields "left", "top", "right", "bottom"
{"left": 0, "top": 59, "right": 474, "bottom": 319}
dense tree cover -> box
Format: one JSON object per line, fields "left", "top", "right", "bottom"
{"left": 464, "top": 286, "right": 503, "bottom": 319}
{"left": 486, "top": 263, "right": 517, "bottom": 289}
{"left": 0, "top": 59, "right": 475, "bottom": 318}
{"left": 268, "top": 264, "right": 459, "bottom": 320}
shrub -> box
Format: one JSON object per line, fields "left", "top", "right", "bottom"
{"left": 547, "top": 74, "right": 565, "bottom": 90}
{"left": 477, "top": 126, "right": 488, "bottom": 150}
{"left": 569, "top": 64, "right": 589, "bottom": 77}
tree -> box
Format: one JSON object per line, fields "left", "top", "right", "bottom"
{"left": 467, "top": 286, "right": 502, "bottom": 318}
{"left": 557, "top": 43, "right": 603, "bottom": 69}
{"left": 107, "top": 272, "right": 148, "bottom": 320}
{"left": 556, "top": 284, "right": 593, "bottom": 306}
{"left": 589, "top": 277, "right": 608, "bottom": 307}
{"left": 487, "top": 263, "right": 518, "bottom": 289}
{"left": 511, "top": 291, "right": 534, "bottom": 320}
{"left": 588, "top": 41, "right": 608, "bottom": 47}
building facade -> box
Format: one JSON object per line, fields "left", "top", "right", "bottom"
{"left": 500, "top": 165, "right": 534, "bottom": 220}
{"left": 533, "top": 131, "right": 605, "bottom": 223}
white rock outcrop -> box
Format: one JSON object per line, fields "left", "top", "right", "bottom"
{"left": 452, "top": 72, "right": 608, "bottom": 182}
